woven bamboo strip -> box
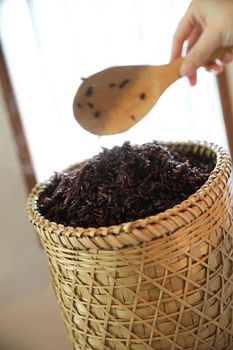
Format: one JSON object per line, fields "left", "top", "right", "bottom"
{"left": 27, "top": 141, "right": 233, "bottom": 350}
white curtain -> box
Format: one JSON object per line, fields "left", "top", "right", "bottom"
{"left": 0, "top": 0, "right": 228, "bottom": 181}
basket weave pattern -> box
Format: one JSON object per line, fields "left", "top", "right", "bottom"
{"left": 28, "top": 142, "right": 233, "bottom": 350}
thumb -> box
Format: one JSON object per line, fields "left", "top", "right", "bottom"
{"left": 180, "top": 27, "right": 221, "bottom": 77}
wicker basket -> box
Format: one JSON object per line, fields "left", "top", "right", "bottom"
{"left": 27, "top": 141, "right": 233, "bottom": 350}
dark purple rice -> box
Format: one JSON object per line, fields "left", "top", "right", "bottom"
{"left": 38, "top": 141, "right": 215, "bottom": 228}
{"left": 119, "top": 79, "right": 130, "bottom": 89}
{"left": 76, "top": 102, "right": 82, "bottom": 109}
{"left": 94, "top": 111, "right": 101, "bottom": 118}
{"left": 85, "top": 86, "right": 93, "bottom": 97}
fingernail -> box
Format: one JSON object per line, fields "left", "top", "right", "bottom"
{"left": 189, "top": 76, "right": 197, "bottom": 86}
{"left": 180, "top": 62, "right": 196, "bottom": 77}
{"left": 213, "top": 66, "right": 224, "bottom": 74}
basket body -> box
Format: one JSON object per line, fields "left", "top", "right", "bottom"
{"left": 27, "top": 142, "right": 233, "bottom": 350}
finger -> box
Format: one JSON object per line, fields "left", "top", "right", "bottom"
{"left": 186, "top": 26, "right": 202, "bottom": 53}
{"left": 205, "top": 62, "right": 224, "bottom": 73}
{"left": 180, "top": 27, "right": 222, "bottom": 78}
{"left": 171, "top": 16, "right": 193, "bottom": 60}
{"left": 189, "top": 74, "right": 197, "bottom": 86}
{"left": 220, "top": 51, "right": 233, "bottom": 64}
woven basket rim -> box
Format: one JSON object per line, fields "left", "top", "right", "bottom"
{"left": 27, "top": 140, "right": 231, "bottom": 239}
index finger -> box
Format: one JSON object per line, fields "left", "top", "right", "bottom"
{"left": 171, "top": 16, "right": 193, "bottom": 60}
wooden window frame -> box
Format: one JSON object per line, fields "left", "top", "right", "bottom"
{"left": 0, "top": 42, "right": 36, "bottom": 193}
{"left": 217, "top": 69, "right": 233, "bottom": 161}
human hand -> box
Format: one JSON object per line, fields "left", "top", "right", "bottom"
{"left": 171, "top": 0, "right": 233, "bottom": 85}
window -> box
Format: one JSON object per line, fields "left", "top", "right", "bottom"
{"left": 0, "top": 0, "right": 228, "bottom": 182}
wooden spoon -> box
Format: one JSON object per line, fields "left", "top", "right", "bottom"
{"left": 73, "top": 47, "right": 232, "bottom": 135}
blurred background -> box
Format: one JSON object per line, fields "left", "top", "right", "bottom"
{"left": 0, "top": 0, "right": 232, "bottom": 349}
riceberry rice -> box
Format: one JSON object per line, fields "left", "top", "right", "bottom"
{"left": 87, "top": 102, "right": 94, "bottom": 109}
{"left": 85, "top": 86, "right": 93, "bottom": 97}
{"left": 38, "top": 141, "right": 215, "bottom": 228}
{"left": 94, "top": 111, "right": 101, "bottom": 118}
{"left": 119, "top": 79, "right": 130, "bottom": 89}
